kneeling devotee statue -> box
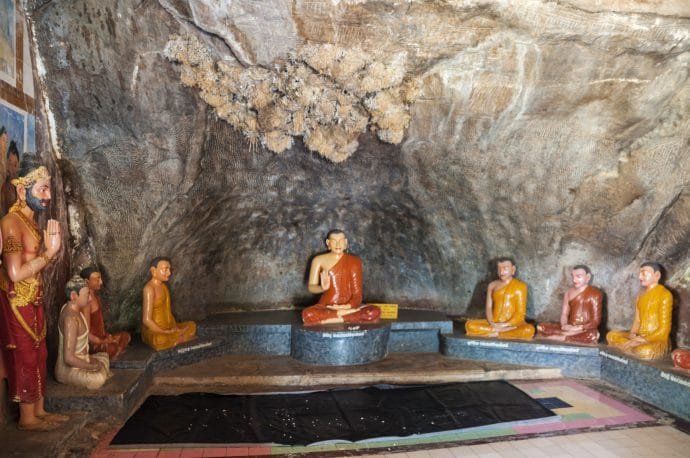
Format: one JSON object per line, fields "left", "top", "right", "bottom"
{"left": 80, "top": 267, "right": 131, "bottom": 360}
{"left": 465, "top": 257, "right": 535, "bottom": 340}
{"left": 536, "top": 265, "right": 603, "bottom": 345}
{"left": 55, "top": 275, "right": 110, "bottom": 390}
{"left": 302, "top": 230, "right": 381, "bottom": 326}
{"left": 607, "top": 262, "right": 672, "bottom": 360}
{"left": 142, "top": 257, "right": 196, "bottom": 350}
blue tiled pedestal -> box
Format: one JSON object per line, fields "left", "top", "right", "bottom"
{"left": 291, "top": 323, "right": 391, "bottom": 365}
{"left": 442, "top": 334, "right": 601, "bottom": 378}
{"left": 600, "top": 348, "right": 690, "bottom": 421}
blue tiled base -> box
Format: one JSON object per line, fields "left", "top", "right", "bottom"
{"left": 442, "top": 334, "right": 601, "bottom": 378}
{"left": 110, "top": 338, "right": 224, "bottom": 371}
{"left": 45, "top": 369, "right": 151, "bottom": 419}
{"left": 600, "top": 348, "right": 690, "bottom": 421}
{"left": 389, "top": 311, "right": 453, "bottom": 352}
{"left": 197, "top": 309, "right": 453, "bottom": 356}
{"left": 291, "top": 323, "right": 391, "bottom": 365}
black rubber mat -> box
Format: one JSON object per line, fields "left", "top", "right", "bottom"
{"left": 111, "top": 381, "right": 555, "bottom": 446}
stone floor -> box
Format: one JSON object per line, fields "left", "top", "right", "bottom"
{"left": 0, "top": 352, "right": 688, "bottom": 457}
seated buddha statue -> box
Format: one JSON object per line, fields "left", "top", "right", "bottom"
{"left": 672, "top": 348, "right": 690, "bottom": 370}
{"left": 80, "top": 267, "right": 131, "bottom": 360}
{"left": 536, "top": 265, "right": 603, "bottom": 345}
{"left": 607, "top": 262, "right": 672, "bottom": 360}
{"left": 465, "top": 257, "right": 535, "bottom": 340}
{"left": 141, "top": 257, "right": 196, "bottom": 350}
{"left": 302, "top": 230, "right": 381, "bottom": 326}
{"left": 55, "top": 276, "right": 110, "bottom": 390}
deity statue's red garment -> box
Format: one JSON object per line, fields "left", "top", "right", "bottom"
{"left": 0, "top": 272, "right": 46, "bottom": 403}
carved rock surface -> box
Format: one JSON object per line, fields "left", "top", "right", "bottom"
{"left": 26, "top": 0, "right": 690, "bottom": 345}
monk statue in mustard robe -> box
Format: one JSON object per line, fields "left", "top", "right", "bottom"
{"left": 607, "top": 262, "right": 672, "bottom": 360}
{"left": 141, "top": 257, "right": 196, "bottom": 351}
{"left": 302, "top": 230, "right": 381, "bottom": 326}
{"left": 536, "top": 265, "right": 603, "bottom": 345}
{"left": 465, "top": 257, "right": 535, "bottom": 340}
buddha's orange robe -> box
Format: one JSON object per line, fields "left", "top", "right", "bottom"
{"left": 606, "top": 284, "right": 672, "bottom": 360}
{"left": 537, "top": 285, "right": 603, "bottom": 345}
{"left": 465, "top": 278, "right": 534, "bottom": 340}
{"left": 141, "top": 284, "right": 196, "bottom": 351}
{"left": 302, "top": 253, "right": 380, "bottom": 326}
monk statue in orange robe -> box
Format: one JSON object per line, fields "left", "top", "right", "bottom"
{"left": 80, "top": 267, "right": 130, "bottom": 360}
{"left": 302, "top": 230, "right": 381, "bottom": 326}
{"left": 607, "top": 262, "right": 672, "bottom": 360}
{"left": 536, "top": 265, "right": 603, "bottom": 345}
{"left": 141, "top": 257, "right": 196, "bottom": 350}
{"left": 465, "top": 257, "right": 535, "bottom": 340}
{"left": 672, "top": 348, "right": 690, "bottom": 370}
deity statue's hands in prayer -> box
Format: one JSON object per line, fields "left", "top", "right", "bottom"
{"left": 43, "top": 218, "right": 61, "bottom": 259}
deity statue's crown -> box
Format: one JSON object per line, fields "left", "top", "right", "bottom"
{"left": 11, "top": 166, "right": 49, "bottom": 187}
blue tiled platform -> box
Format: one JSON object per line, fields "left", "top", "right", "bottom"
{"left": 600, "top": 348, "right": 690, "bottom": 421}
{"left": 441, "top": 334, "right": 602, "bottom": 378}
{"left": 197, "top": 309, "right": 453, "bottom": 354}
{"left": 46, "top": 338, "right": 223, "bottom": 419}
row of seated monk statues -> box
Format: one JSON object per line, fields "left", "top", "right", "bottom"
{"left": 464, "top": 257, "right": 677, "bottom": 361}
{"left": 0, "top": 156, "right": 688, "bottom": 433}
{"left": 304, "top": 231, "right": 689, "bottom": 367}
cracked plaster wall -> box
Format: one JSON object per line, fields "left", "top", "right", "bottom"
{"left": 23, "top": 0, "right": 690, "bottom": 345}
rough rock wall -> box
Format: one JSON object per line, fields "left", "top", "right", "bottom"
{"left": 25, "top": 0, "right": 690, "bottom": 345}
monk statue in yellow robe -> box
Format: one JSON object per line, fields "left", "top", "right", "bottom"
{"left": 302, "top": 230, "right": 381, "bottom": 326}
{"left": 142, "top": 257, "right": 196, "bottom": 350}
{"left": 536, "top": 265, "right": 603, "bottom": 345}
{"left": 607, "top": 262, "right": 672, "bottom": 360}
{"left": 465, "top": 257, "right": 535, "bottom": 340}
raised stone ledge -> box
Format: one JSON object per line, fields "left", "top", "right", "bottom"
{"left": 45, "top": 338, "right": 224, "bottom": 419}
{"left": 600, "top": 348, "right": 690, "bottom": 421}
{"left": 197, "top": 309, "right": 454, "bottom": 354}
{"left": 441, "top": 334, "right": 602, "bottom": 378}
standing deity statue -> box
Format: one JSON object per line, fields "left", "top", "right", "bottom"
{"left": 0, "top": 155, "right": 69, "bottom": 430}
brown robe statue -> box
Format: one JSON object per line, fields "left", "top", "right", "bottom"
{"left": 537, "top": 285, "right": 603, "bottom": 345}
